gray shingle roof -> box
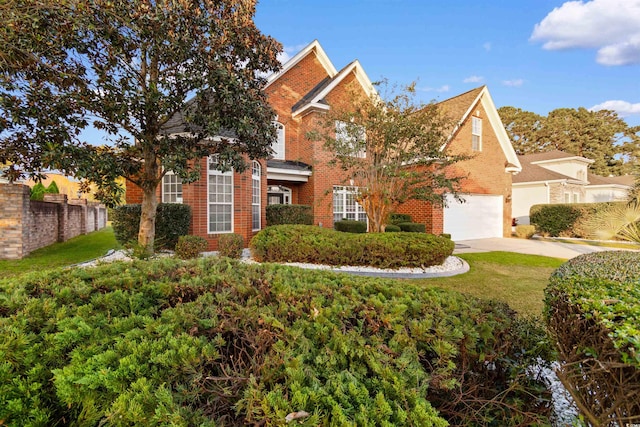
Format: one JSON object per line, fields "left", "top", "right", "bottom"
{"left": 267, "top": 159, "right": 312, "bottom": 171}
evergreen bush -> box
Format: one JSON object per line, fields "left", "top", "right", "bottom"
{"left": 384, "top": 224, "right": 401, "bottom": 232}
{"left": 111, "top": 203, "right": 191, "bottom": 249}
{"left": 175, "top": 235, "right": 208, "bottom": 259}
{"left": 251, "top": 224, "right": 453, "bottom": 269}
{"left": 265, "top": 204, "right": 313, "bottom": 225}
{"left": 398, "top": 222, "right": 426, "bottom": 233}
{"left": 30, "top": 182, "right": 46, "bottom": 200}
{"left": 545, "top": 251, "right": 640, "bottom": 425}
{"left": 0, "top": 257, "right": 553, "bottom": 426}
{"left": 334, "top": 219, "right": 367, "bottom": 233}
{"left": 530, "top": 204, "right": 581, "bottom": 236}
{"left": 389, "top": 213, "right": 412, "bottom": 224}
{"left": 45, "top": 180, "right": 59, "bottom": 194}
{"left": 218, "top": 233, "right": 244, "bottom": 259}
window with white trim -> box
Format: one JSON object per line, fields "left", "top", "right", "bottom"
{"left": 572, "top": 193, "right": 580, "bottom": 203}
{"left": 272, "top": 122, "right": 285, "bottom": 160}
{"left": 333, "top": 186, "right": 367, "bottom": 223}
{"left": 335, "top": 120, "right": 366, "bottom": 158}
{"left": 564, "top": 192, "right": 571, "bottom": 203}
{"left": 208, "top": 156, "right": 233, "bottom": 233}
{"left": 252, "top": 161, "right": 261, "bottom": 231}
{"left": 472, "top": 116, "right": 482, "bottom": 151}
{"left": 162, "top": 172, "right": 183, "bottom": 203}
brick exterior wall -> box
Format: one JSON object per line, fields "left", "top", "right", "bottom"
{"left": 0, "top": 184, "right": 108, "bottom": 260}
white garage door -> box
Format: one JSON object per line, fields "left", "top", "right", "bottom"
{"left": 443, "top": 194, "right": 503, "bottom": 241}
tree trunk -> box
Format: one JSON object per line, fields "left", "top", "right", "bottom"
{"left": 138, "top": 186, "right": 158, "bottom": 255}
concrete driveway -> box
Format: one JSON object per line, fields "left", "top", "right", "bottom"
{"left": 453, "top": 237, "right": 636, "bottom": 259}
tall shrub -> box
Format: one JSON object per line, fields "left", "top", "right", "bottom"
{"left": 265, "top": 204, "right": 313, "bottom": 225}
{"left": 530, "top": 204, "right": 581, "bottom": 236}
{"left": 30, "top": 182, "right": 46, "bottom": 200}
{"left": 111, "top": 203, "right": 191, "bottom": 249}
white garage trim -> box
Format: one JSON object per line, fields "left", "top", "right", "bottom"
{"left": 444, "top": 194, "right": 503, "bottom": 241}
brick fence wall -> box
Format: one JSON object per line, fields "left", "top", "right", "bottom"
{"left": 0, "top": 184, "right": 108, "bottom": 260}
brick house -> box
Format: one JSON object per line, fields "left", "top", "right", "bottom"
{"left": 125, "top": 40, "right": 521, "bottom": 247}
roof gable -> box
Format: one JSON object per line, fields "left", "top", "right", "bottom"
{"left": 439, "top": 86, "right": 521, "bottom": 174}
{"left": 265, "top": 40, "right": 337, "bottom": 89}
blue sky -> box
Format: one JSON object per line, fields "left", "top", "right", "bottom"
{"left": 254, "top": 0, "right": 640, "bottom": 126}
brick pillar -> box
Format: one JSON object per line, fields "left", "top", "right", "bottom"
{"left": 69, "top": 198, "right": 88, "bottom": 234}
{"left": 0, "top": 184, "right": 31, "bottom": 259}
{"left": 44, "top": 193, "right": 69, "bottom": 241}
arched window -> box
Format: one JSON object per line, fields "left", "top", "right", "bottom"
{"left": 252, "top": 161, "right": 261, "bottom": 231}
{"left": 272, "top": 122, "right": 285, "bottom": 159}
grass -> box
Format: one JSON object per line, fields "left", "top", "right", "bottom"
{"left": 410, "top": 251, "right": 566, "bottom": 318}
{"left": 0, "top": 227, "right": 119, "bottom": 279}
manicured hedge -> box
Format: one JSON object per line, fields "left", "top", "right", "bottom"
{"left": 398, "top": 222, "right": 426, "bottom": 233}
{"left": 111, "top": 203, "right": 191, "bottom": 249}
{"left": 389, "top": 213, "right": 412, "bottom": 224}
{"left": 384, "top": 224, "right": 401, "bottom": 232}
{"left": 251, "top": 224, "right": 454, "bottom": 269}
{"left": 530, "top": 202, "right": 628, "bottom": 238}
{"left": 545, "top": 251, "right": 640, "bottom": 425}
{"left": 334, "top": 219, "right": 367, "bottom": 233}
{"left": 266, "top": 204, "right": 313, "bottom": 225}
{"left": 0, "top": 257, "right": 552, "bottom": 426}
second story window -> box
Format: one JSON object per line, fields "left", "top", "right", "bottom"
{"left": 272, "top": 122, "right": 285, "bottom": 160}
{"left": 336, "top": 120, "right": 366, "bottom": 158}
{"left": 472, "top": 116, "right": 482, "bottom": 152}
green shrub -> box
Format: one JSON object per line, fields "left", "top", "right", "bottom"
{"left": 174, "top": 235, "right": 208, "bottom": 259}
{"left": 398, "top": 222, "right": 426, "bottom": 233}
{"left": 440, "top": 233, "right": 451, "bottom": 239}
{"left": 111, "top": 203, "right": 191, "bottom": 249}
{"left": 389, "top": 213, "right": 412, "bottom": 224}
{"left": 0, "top": 257, "right": 553, "bottom": 426}
{"left": 218, "top": 233, "right": 244, "bottom": 259}
{"left": 265, "top": 204, "right": 313, "bottom": 225}
{"left": 514, "top": 224, "right": 536, "bottom": 239}
{"left": 545, "top": 251, "right": 640, "bottom": 425}
{"left": 384, "top": 224, "right": 401, "bottom": 232}
{"left": 334, "top": 219, "right": 367, "bottom": 233}
{"left": 251, "top": 224, "right": 453, "bottom": 269}
{"left": 530, "top": 204, "right": 581, "bottom": 236}
{"left": 45, "top": 180, "right": 59, "bottom": 194}
{"left": 30, "top": 182, "right": 46, "bottom": 200}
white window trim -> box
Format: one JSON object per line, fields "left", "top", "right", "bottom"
{"left": 162, "top": 171, "right": 183, "bottom": 204}
{"left": 252, "top": 161, "right": 261, "bottom": 231}
{"left": 472, "top": 116, "right": 482, "bottom": 152}
{"left": 333, "top": 185, "right": 367, "bottom": 223}
{"left": 267, "top": 185, "right": 292, "bottom": 205}
{"left": 207, "top": 156, "right": 234, "bottom": 234}
{"left": 273, "top": 121, "right": 285, "bottom": 160}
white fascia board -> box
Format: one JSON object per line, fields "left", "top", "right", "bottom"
{"left": 532, "top": 157, "right": 595, "bottom": 165}
{"left": 513, "top": 179, "right": 568, "bottom": 186}
{"left": 479, "top": 89, "right": 521, "bottom": 174}
{"left": 265, "top": 40, "right": 338, "bottom": 89}
{"left": 291, "top": 102, "right": 331, "bottom": 118}
{"left": 267, "top": 167, "right": 312, "bottom": 182}
{"left": 587, "top": 183, "right": 632, "bottom": 190}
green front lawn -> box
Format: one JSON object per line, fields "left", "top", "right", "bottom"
{"left": 0, "top": 227, "right": 119, "bottom": 279}
{"left": 412, "top": 251, "right": 566, "bottom": 317}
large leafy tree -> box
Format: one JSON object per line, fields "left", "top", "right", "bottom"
{"left": 311, "top": 82, "right": 469, "bottom": 233}
{"left": 1, "top": 0, "right": 281, "bottom": 253}
{"left": 498, "top": 106, "right": 634, "bottom": 176}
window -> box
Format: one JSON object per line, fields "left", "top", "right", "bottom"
{"left": 472, "top": 116, "right": 482, "bottom": 151}
{"left": 572, "top": 193, "right": 580, "bottom": 203}
{"left": 272, "top": 122, "right": 285, "bottom": 160}
{"left": 252, "top": 161, "right": 261, "bottom": 231}
{"left": 162, "top": 172, "right": 183, "bottom": 203}
{"left": 336, "top": 120, "right": 366, "bottom": 158}
{"left": 333, "top": 186, "right": 367, "bottom": 223}
{"left": 564, "top": 192, "right": 571, "bottom": 203}
{"left": 267, "top": 185, "right": 291, "bottom": 205}
{"left": 208, "top": 156, "right": 233, "bottom": 233}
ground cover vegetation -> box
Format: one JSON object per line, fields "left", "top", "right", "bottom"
{"left": 309, "top": 81, "right": 470, "bottom": 233}
{"left": 545, "top": 251, "right": 640, "bottom": 425}
{"left": 0, "top": 256, "right": 554, "bottom": 426}
{"left": 1, "top": 0, "right": 282, "bottom": 255}
{"left": 250, "top": 225, "right": 454, "bottom": 269}
{"left": 0, "top": 227, "right": 118, "bottom": 279}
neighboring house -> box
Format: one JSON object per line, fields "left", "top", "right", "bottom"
{"left": 512, "top": 150, "right": 634, "bottom": 224}
{"left": 125, "top": 40, "right": 522, "bottom": 247}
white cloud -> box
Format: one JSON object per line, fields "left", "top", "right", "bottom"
{"left": 530, "top": 0, "right": 640, "bottom": 65}
{"left": 502, "top": 79, "right": 524, "bottom": 87}
{"left": 278, "top": 44, "right": 308, "bottom": 65}
{"left": 418, "top": 85, "right": 450, "bottom": 93}
{"left": 463, "top": 75, "right": 484, "bottom": 83}
{"left": 483, "top": 42, "right": 492, "bottom": 52}
{"left": 590, "top": 100, "right": 640, "bottom": 116}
